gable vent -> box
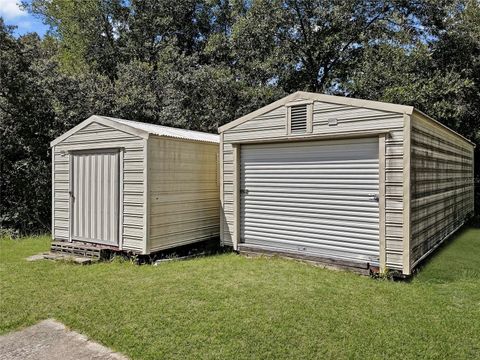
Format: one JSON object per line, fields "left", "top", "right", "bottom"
{"left": 290, "top": 104, "right": 307, "bottom": 133}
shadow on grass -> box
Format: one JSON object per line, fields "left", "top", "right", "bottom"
{"left": 119, "top": 236, "right": 232, "bottom": 264}
{"left": 412, "top": 218, "right": 480, "bottom": 284}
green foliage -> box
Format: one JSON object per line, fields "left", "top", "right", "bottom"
{"left": 0, "top": 23, "right": 55, "bottom": 234}
{"left": 1, "top": 227, "right": 480, "bottom": 358}
{"left": 1, "top": 0, "right": 480, "bottom": 233}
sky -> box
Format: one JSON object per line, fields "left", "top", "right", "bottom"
{"left": 0, "top": 0, "right": 49, "bottom": 36}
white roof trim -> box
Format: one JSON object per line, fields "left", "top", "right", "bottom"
{"left": 51, "top": 115, "right": 219, "bottom": 147}
{"left": 412, "top": 109, "right": 476, "bottom": 147}
{"left": 218, "top": 91, "right": 414, "bottom": 133}
{"left": 100, "top": 116, "right": 219, "bottom": 143}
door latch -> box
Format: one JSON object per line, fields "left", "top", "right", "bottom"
{"left": 368, "top": 193, "right": 379, "bottom": 202}
{"left": 240, "top": 189, "right": 249, "bottom": 195}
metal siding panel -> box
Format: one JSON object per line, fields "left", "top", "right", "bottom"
{"left": 54, "top": 121, "right": 145, "bottom": 252}
{"left": 240, "top": 138, "right": 380, "bottom": 263}
{"left": 147, "top": 137, "right": 220, "bottom": 253}
{"left": 410, "top": 113, "right": 474, "bottom": 267}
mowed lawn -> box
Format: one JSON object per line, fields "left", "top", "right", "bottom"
{"left": 1, "top": 228, "right": 479, "bottom": 359}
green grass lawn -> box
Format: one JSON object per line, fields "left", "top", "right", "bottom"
{"left": 1, "top": 228, "right": 479, "bottom": 359}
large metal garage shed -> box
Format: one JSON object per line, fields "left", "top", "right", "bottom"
{"left": 219, "top": 91, "right": 475, "bottom": 275}
{"left": 51, "top": 115, "right": 219, "bottom": 254}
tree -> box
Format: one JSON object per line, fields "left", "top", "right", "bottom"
{"left": 343, "top": 0, "right": 480, "bottom": 210}
{"left": 1, "top": 0, "right": 479, "bottom": 234}
{"left": 0, "top": 20, "right": 118, "bottom": 234}
{"left": 0, "top": 21, "right": 56, "bottom": 233}
{"left": 26, "top": 0, "right": 127, "bottom": 80}
{"left": 230, "top": 0, "right": 451, "bottom": 93}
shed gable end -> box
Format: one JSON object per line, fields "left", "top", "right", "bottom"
{"left": 218, "top": 91, "right": 413, "bottom": 133}
{"left": 223, "top": 100, "right": 402, "bottom": 143}
{"left": 53, "top": 120, "right": 146, "bottom": 253}
{"left": 56, "top": 121, "right": 143, "bottom": 148}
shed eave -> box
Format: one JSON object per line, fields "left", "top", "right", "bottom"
{"left": 148, "top": 133, "right": 219, "bottom": 144}
{"left": 218, "top": 91, "right": 414, "bottom": 133}
{"left": 50, "top": 115, "right": 150, "bottom": 147}
{"left": 412, "top": 108, "right": 476, "bottom": 147}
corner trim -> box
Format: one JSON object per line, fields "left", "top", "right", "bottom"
{"left": 68, "top": 152, "right": 73, "bottom": 242}
{"left": 143, "top": 138, "right": 150, "bottom": 254}
{"left": 378, "top": 134, "right": 386, "bottom": 272}
{"left": 51, "top": 146, "right": 55, "bottom": 240}
{"left": 402, "top": 113, "right": 412, "bottom": 275}
{"left": 219, "top": 133, "right": 224, "bottom": 246}
{"left": 118, "top": 149, "right": 124, "bottom": 251}
{"left": 232, "top": 144, "right": 241, "bottom": 250}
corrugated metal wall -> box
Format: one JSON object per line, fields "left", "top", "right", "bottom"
{"left": 53, "top": 121, "right": 145, "bottom": 252}
{"left": 240, "top": 138, "right": 380, "bottom": 263}
{"left": 148, "top": 136, "right": 219, "bottom": 252}
{"left": 221, "top": 100, "right": 405, "bottom": 270}
{"left": 410, "top": 113, "right": 475, "bottom": 267}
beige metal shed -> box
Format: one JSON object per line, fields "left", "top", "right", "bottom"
{"left": 51, "top": 115, "right": 219, "bottom": 254}
{"left": 219, "top": 91, "right": 475, "bottom": 275}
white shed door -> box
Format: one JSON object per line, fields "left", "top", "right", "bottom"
{"left": 71, "top": 150, "right": 120, "bottom": 245}
{"left": 240, "top": 138, "right": 379, "bottom": 263}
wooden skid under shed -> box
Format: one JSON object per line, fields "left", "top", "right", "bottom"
{"left": 50, "top": 241, "right": 106, "bottom": 259}
{"left": 238, "top": 245, "right": 374, "bottom": 275}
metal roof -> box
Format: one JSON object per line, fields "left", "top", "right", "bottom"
{"left": 51, "top": 115, "right": 219, "bottom": 147}
{"left": 101, "top": 116, "right": 219, "bottom": 143}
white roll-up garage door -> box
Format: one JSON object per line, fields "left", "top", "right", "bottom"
{"left": 240, "top": 138, "right": 379, "bottom": 264}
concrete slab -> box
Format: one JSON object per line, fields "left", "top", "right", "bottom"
{"left": 26, "top": 253, "right": 97, "bottom": 264}
{"left": 25, "top": 254, "right": 45, "bottom": 262}
{"left": 0, "top": 319, "right": 128, "bottom": 360}
{"left": 42, "top": 253, "right": 64, "bottom": 260}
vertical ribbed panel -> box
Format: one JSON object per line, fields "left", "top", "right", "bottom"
{"left": 240, "top": 138, "right": 380, "bottom": 263}
{"left": 72, "top": 150, "right": 119, "bottom": 245}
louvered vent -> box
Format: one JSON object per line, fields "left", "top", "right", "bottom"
{"left": 290, "top": 104, "right": 307, "bottom": 133}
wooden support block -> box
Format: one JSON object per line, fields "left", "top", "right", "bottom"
{"left": 74, "top": 257, "right": 93, "bottom": 265}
